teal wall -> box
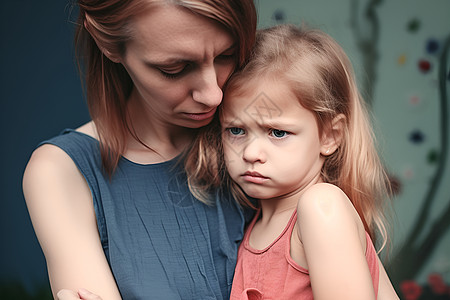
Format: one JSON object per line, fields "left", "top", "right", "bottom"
{"left": 257, "top": 0, "right": 450, "bottom": 291}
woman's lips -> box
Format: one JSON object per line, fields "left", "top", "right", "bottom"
{"left": 183, "top": 108, "right": 216, "bottom": 121}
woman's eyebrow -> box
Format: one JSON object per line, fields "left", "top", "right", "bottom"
{"left": 221, "top": 43, "right": 237, "bottom": 53}
{"left": 145, "top": 43, "right": 237, "bottom": 67}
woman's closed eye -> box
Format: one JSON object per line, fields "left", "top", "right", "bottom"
{"left": 216, "top": 52, "right": 236, "bottom": 62}
{"left": 216, "top": 45, "right": 237, "bottom": 62}
{"left": 158, "top": 64, "right": 191, "bottom": 79}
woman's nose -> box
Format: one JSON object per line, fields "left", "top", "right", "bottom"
{"left": 192, "top": 65, "right": 223, "bottom": 107}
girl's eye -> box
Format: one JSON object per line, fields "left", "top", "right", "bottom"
{"left": 227, "top": 127, "right": 245, "bottom": 136}
{"left": 270, "top": 129, "right": 289, "bottom": 138}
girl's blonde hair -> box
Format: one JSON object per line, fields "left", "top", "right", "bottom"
{"left": 75, "top": 0, "right": 257, "bottom": 175}
{"left": 187, "top": 24, "right": 392, "bottom": 249}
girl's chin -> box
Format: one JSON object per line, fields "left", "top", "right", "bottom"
{"left": 242, "top": 189, "right": 275, "bottom": 200}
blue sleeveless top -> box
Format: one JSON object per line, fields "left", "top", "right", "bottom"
{"left": 42, "top": 129, "right": 248, "bottom": 300}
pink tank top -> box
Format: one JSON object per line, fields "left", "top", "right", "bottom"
{"left": 230, "top": 210, "right": 379, "bottom": 300}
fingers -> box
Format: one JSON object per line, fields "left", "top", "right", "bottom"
{"left": 78, "top": 288, "right": 103, "bottom": 300}
{"left": 57, "top": 289, "right": 81, "bottom": 300}
{"left": 56, "top": 288, "right": 103, "bottom": 300}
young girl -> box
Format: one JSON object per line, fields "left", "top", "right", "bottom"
{"left": 189, "top": 24, "right": 399, "bottom": 299}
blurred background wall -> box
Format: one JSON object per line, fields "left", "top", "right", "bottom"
{"left": 0, "top": 1, "right": 89, "bottom": 298}
{"left": 1, "top": 0, "right": 449, "bottom": 299}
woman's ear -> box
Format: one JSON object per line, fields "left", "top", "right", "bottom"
{"left": 84, "top": 19, "right": 122, "bottom": 63}
{"left": 320, "top": 114, "right": 345, "bottom": 156}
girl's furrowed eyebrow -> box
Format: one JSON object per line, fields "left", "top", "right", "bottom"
{"left": 262, "top": 119, "right": 297, "bottom": 128}
{"left": 220, "top": 117, "right": 243, "bottom": 128}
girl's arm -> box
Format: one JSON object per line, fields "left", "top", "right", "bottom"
{"left": 377, "top": 256, "right": 400, "bottom": 299}
{"left": 23, "top": 144, "right": 122, "bottom": 300}
{"left": 296, "top": 183, "right": 375, "bottom": 300}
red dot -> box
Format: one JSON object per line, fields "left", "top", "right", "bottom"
{"left": 418, "top": 59, "right": 431, "bottom": 73}
{"left": 410, "top": 96, "right": 420, "bottom": 105}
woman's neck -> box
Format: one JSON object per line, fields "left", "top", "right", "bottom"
{"left": 122, "top": 93, "right": 197, "bottom": 164}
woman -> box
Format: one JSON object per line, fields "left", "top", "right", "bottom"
{"left": 22, "top": 1, "right": 256, "bottom": 299}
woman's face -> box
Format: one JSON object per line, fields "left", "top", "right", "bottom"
{"left": 121, "top": 5, "right": 236, "bottom": 129}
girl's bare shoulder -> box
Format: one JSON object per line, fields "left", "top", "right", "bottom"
{"left": 297, "top": 183, "right": 352, "bottom": 217}
{"left": 296, "top": 183, "right": 365, "bottom": 238}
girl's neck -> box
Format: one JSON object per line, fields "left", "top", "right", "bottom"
{"left": 258, "top": 197, "right": 297, "bottom": 227}
{"left": 249, "top": 197, "right": 298, "bottom": 251}
{"left": 258, "top": 175, "right": 324, "bottom": 225}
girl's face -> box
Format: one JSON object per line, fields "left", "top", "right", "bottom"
{"left": 120, "top": 5, "right": 236, "bottom": 129}
{"left": 221, "top": 80, "right": 327, "bottom": 202}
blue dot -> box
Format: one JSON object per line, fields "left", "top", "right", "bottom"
{"left": 426, "top": 38, "right": 440, "bottom": 54}
{"left": 272, "top": 9, "right": 285, "bottom": 23}
{"left": 409, "top": 130, "right": 425, "bottom": 144}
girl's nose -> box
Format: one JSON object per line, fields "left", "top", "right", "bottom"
{"left": 242, "top": 138, "right": 267, "bottom": 164}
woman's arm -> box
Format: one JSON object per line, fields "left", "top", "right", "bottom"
{"left": 23, "top": 144, "right": 122, "bottom": 299}
{"left": 296, "top": 183, "right": 375, "bottom": 300}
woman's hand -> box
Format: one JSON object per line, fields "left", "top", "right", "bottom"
{"left": 57, "top": 288, "right": 103, "bottom": 300}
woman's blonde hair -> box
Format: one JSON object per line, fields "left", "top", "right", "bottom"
{"left": 75, "top": 0, "right": 257, "bottom": 175}
{"left": 188, "top": 24, "right": 392, "bottom": 249}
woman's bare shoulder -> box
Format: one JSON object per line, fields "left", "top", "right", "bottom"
{"left": 22, "top": 135, "right": 90, "bottom": 210}
{"left": 23, "top": 120, "right": 97, "bottom": 187}
{"left": 76, "top": 121, "right": 99, "bottom": 140}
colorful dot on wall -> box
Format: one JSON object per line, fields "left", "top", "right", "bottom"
{"left": 418, "top": 59, "right": 432, "bottom": 73}
{"left": 407, "top": 18, "right": 421, "bottom": 33}
{"left": 400, "top": 281, "right": 422, "bottom": 300}
{"left": 409, "top": 129, "right": 425, "bottom": 144}
{"left": 409, "top": 95, "right": 421, "bottom": 106}
{"left": 398, "top": 54, "right": 407, "bottom": 65}
{"left": 427, "top": 149, "right": 439, "bottom": 164}
{"left": 402, "top": 167, "right": 415, "bottom": 180}
{"left": 426, "top": 38, "right": 440, "bottom": 55}
{"left": 272, "top": 9, "right": 286, "bottom": 23}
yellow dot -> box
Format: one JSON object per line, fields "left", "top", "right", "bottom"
{"left": 398, "top": 54, "right": 406, "bottom": 65}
